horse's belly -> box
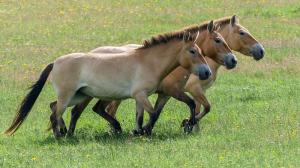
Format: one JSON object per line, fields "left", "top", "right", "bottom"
{"left": 80, "top": 85, "right": 131, "bottom": 100}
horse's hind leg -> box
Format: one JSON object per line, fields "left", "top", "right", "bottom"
{"left": 92, "top": 100, "right": 122, "bottom": 133}
{"left": 49, "top": 101, "right": 66, "bottom": 133}
{"left": 50, "top": 91, "right": 75, "bottom": 138}
{"left": 67, "top": 97, "right": 92, "bottom": 137}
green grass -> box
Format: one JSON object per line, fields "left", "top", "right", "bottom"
{"left": 0, "top": 0, "right": 300, "bottom": 167}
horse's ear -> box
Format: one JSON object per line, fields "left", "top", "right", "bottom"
{"left": 207, "top": 20, "right": 214, "bottom": 33}
{"left": 230, "top": 15, "right": 239, "bottom": 26}
{"left": 183, "top": 31, "right": 191, "bottom": 42}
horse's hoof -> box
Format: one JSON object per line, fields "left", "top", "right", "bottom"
{"left": 181, "top": 118, "right": 189, "bottom": 127}
{"left": 142, "top": 126, "right": 152, "bottom": 136}
{"left": 115, "top": 128, "right": 122, "bottom": 134}
{"left": 110, "top": 127, "right": 122, "bottom": 135}
{"left": 66, "top": 131, "right": 74, "bottom": 137}
{"left": 183, "top": 122, "right": 193, "bottom": 134}
{"left": 131, "top": 129, "right": 143, "bottom": 136}
{"left": 54, "top": 130, "right": 64, "bottom": 139}
{"left": 59, "top": 127, "right": 67, "bottom": 136}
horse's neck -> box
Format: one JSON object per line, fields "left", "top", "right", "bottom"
{"left": 137, "top": 42, "right": 182, "bottom": 81}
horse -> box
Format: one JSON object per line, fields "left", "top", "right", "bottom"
{"left": 4, "top": 30, "right": 211, "bottom": 138}
{"left": 65, "top": 20, "right": 238, "bottom": 136}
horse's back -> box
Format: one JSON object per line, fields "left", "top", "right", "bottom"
{"left": 51, "top": 52, "right": 138, "bottom": 99}
{"left": 90, "top": 44, "right": 141, "bottom": 54}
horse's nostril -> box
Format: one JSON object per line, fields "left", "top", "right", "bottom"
{"left": 232, "top": 58, "right": 237, "bottom": 64}
{"left": 205, "top": 71, "right": 209, "bottom": 77}
{"left": 260, "top": 49, "right": 264, "bottom": 56}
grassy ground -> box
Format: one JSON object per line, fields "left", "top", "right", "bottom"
{"left": 0, "top": 0, "right": 300, "bottom": 167}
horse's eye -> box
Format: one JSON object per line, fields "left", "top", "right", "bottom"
{"left": 239, "top": 31, "right": 245, "bottom": 36}
{"left": 189, "top": 49, "right": 196, "bottom": 54}
{"left": 215, "top": 38, "right": 221, "bottom": 43}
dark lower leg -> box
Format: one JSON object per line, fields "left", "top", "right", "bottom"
{"left": 133, "top": 92, "right": 157, "bottom": 135}
{"left": 142, "top": 112, "right": 157, "bottom": 135}
{"left": 172, "top": 92, "right": 196, "bottom": 125}
{"left": 49, "top": 103, "right": 66, "bottom": 138}
{"left": 92, "top": 100, "right": 122, "bottom": 131}
{"left": 149, "top": 93, "right": 170, "bottom": 128}
{"left": 132, "top": 102, "right": 144, "bottom": 135}
{"left": 49, "top": 102, "right": 64, "bottom": 136}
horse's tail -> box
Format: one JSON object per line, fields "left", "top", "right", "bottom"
{"left": 4, "top": 63, "right": 54, "bottom": 135}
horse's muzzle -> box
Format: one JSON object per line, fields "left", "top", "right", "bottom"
{"left": 198, "top": 64, "right": 211, "bottom": 80}
{"left": 251, "top": 43, "right": 265, "bottom": 61}
{"left": 224, "top": 53, "right": 237, "bottom": 69}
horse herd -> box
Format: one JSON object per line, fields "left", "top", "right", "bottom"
{"left": 4, "top": 15, "right": 265, "bottom": 139}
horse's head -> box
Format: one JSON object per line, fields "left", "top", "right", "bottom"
{"left": 225, "top": 15, "right": 265, "bottom": 61}
{"left": 199, "top": 20, "right": 237, "bottom": 69}
{"left": 179, "top": 31, "right": 211, "bottom": 80}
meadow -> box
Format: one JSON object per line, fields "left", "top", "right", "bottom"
{"left": 0, "top": 0, "right": 299, "bottom": 167}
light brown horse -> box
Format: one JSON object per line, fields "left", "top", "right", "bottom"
{"left": 4, "top": 30, "right": 211, "bottom": 138}
{"left": 65, "top": 20, "right": 238, "bottom": 136}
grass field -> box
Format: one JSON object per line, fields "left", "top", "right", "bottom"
{"left": 0, "top": 0, "right": 300, "bottom": 167}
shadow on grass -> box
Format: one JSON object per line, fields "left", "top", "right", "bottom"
{"left": 34, "top": 125, "right": 196, "bottom": 146}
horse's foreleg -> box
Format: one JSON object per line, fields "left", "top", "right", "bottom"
{"left": 92, "top": 100, "right": 122, "bottom": 133}
{"left": 67, "top": 98, "right": 92, "bottom": 137}
{"left": 134, "top": 92, "right": 157, "bottom": 136}
{"left": 134, "top": 93, "right": 171, "bottom": 134}
{"left": 132, "top": 100, "right": 144, "bottom": 135}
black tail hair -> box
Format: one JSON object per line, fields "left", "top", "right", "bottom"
{"left": 4, "top": 63, "right": 54, "bottom": 135}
